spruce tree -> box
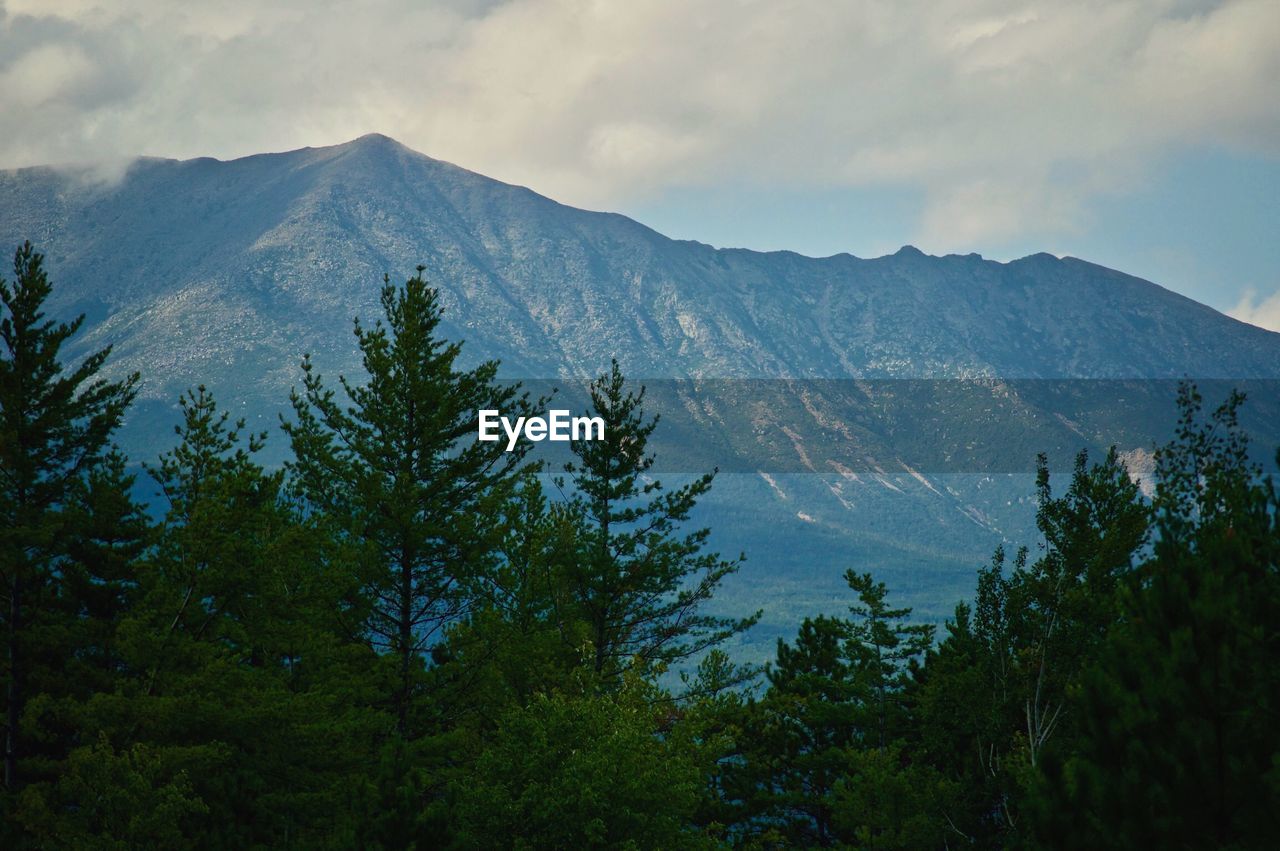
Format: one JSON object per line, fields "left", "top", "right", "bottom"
{"left": 0, "top": 242, "right": 137, "bottom": 796}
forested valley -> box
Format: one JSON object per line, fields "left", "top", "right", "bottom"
{"left": 3, "top": 242, "right": 1278, "bottom": 849}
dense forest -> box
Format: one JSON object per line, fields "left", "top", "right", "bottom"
{"left": 2, "top": 241, "right": 1278, "bottom": 849}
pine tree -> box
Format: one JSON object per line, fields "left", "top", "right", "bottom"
{"left": 15, "top": 450, "right": 151, "bottom": 827}
{"left": 96, "top": 385, "right": 377, "bottom": 847}
{"left": 912, "top": 601, "right": 1003, "bottom": 846}
{"left": 752, "top": 615, "right": 861, "bottom": 845}
{"left": 59, "top": 452, "right": 150, "bottom": 697}
{"left": 1033, "top": 384, "right": 1280, "bottom": 848}
{"left": 283, "top": 267, "right": 535, "bottom": 737}
{"left": 0, "top": 242, "right": 137, "bottom": 798}
{"left": 557, "top": 360, "right": 757, "bottom": 683}
{"left": 727, "top": 572, "right": 939, "bottom": 847}
{"left": 844, "top": 570, "right": 934, "bottom": 750}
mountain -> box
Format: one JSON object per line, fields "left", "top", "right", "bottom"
{"left": 3, "top": 134, "right": 1279, "bottom": 656}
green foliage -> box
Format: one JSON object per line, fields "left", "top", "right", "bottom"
{"left": 1032, "top": 385, "right": 1280, "bottom": 849}
{"left": 0, "top": 242, "right": 139, "bottom": 836}
{"left": 5, "top": 245, "right": 1278, "bottom": 850}
{"left": 844, "top": 570, "right": 934, "bottom": 750}
{"left": 440, "top": 473, "right": 589, "bottom": 719}
{"left": 75, "top": 385, "right": 380, "bottom": 848}
{"left": 283, "top": 268, "right": 537, "bottom": 738}
{"left": 17, "top": 734, "right": 206, "bottom": 849}
{"left": 450, "top": 678, "right": 717, "bottom": 850}
{"left": 908, "top": 445, "right": 1150, "bottom": 846}
{"left": 829, "top": 745, "right": 956, "bottom": 850}
{"left": 725, "top": 572, "right": 944, "bottom": 847}
{"left": 556, "top": 360, "right": 758, "bottom": 683}
{"left": 0, "top": 241, "right": 139, "bottom": 531}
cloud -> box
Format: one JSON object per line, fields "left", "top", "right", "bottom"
{"left": 1228, "top": 288, "right": 1280, "bottom": 333}
{"left": 0, "top": 0, "right": 1277, "bottom": 250}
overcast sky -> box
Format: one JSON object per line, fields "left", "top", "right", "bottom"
{"left": 2, "top": 0, "right": 1278, "bottom": 328}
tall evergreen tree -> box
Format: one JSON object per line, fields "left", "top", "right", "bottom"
{"left": 59, "top": 451, "right": 150, "bottom": 697}
{"left": 14, "top": 450, "right": 152, "bottom": 832}
{"left": 844, "top": 570, "right": 933, "bottom": 751}
{"left": 557, "top": 360, "right": 757, "bottom": 683}
{"left": 0, "top": 242, "right": 137, "bottom": 799}
{"left": 749, "top": 615, "right": 861, "bottom": 845}
{"left": 283, "top": 267, "right": 535, "bottom": 737}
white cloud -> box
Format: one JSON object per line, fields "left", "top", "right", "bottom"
{"left": 0, "top": 41, "right": 94, "bottom": 108}
{"left": 0, "top": 0, "right": 1277, "bottom": 249}
{"left": 1228, "top": 288, "right": 1280, "bottom": 333}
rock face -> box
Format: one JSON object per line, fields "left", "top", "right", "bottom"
{"left": 2, "top": 134, "right": 1278, "bottom": 654}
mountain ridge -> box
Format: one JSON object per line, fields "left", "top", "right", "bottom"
{"left": 4, "top": 134, "right": 1277, "bottom": 462}
{"left": 9, "top": 133, "right": 1273, "bottom": 339}
{"left": 4, "top": 135, "right": 1278, "bottom": 647}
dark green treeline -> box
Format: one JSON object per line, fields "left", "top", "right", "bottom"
{"left": 2, "top": 243, "right": 1277, "bottom": 849}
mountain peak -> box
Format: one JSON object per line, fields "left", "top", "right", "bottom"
{"left": 346, "top": 132, "right": 402, "bottom": 149}
{"left": 326, "top": 133, "right": 417, "bottom": 159}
